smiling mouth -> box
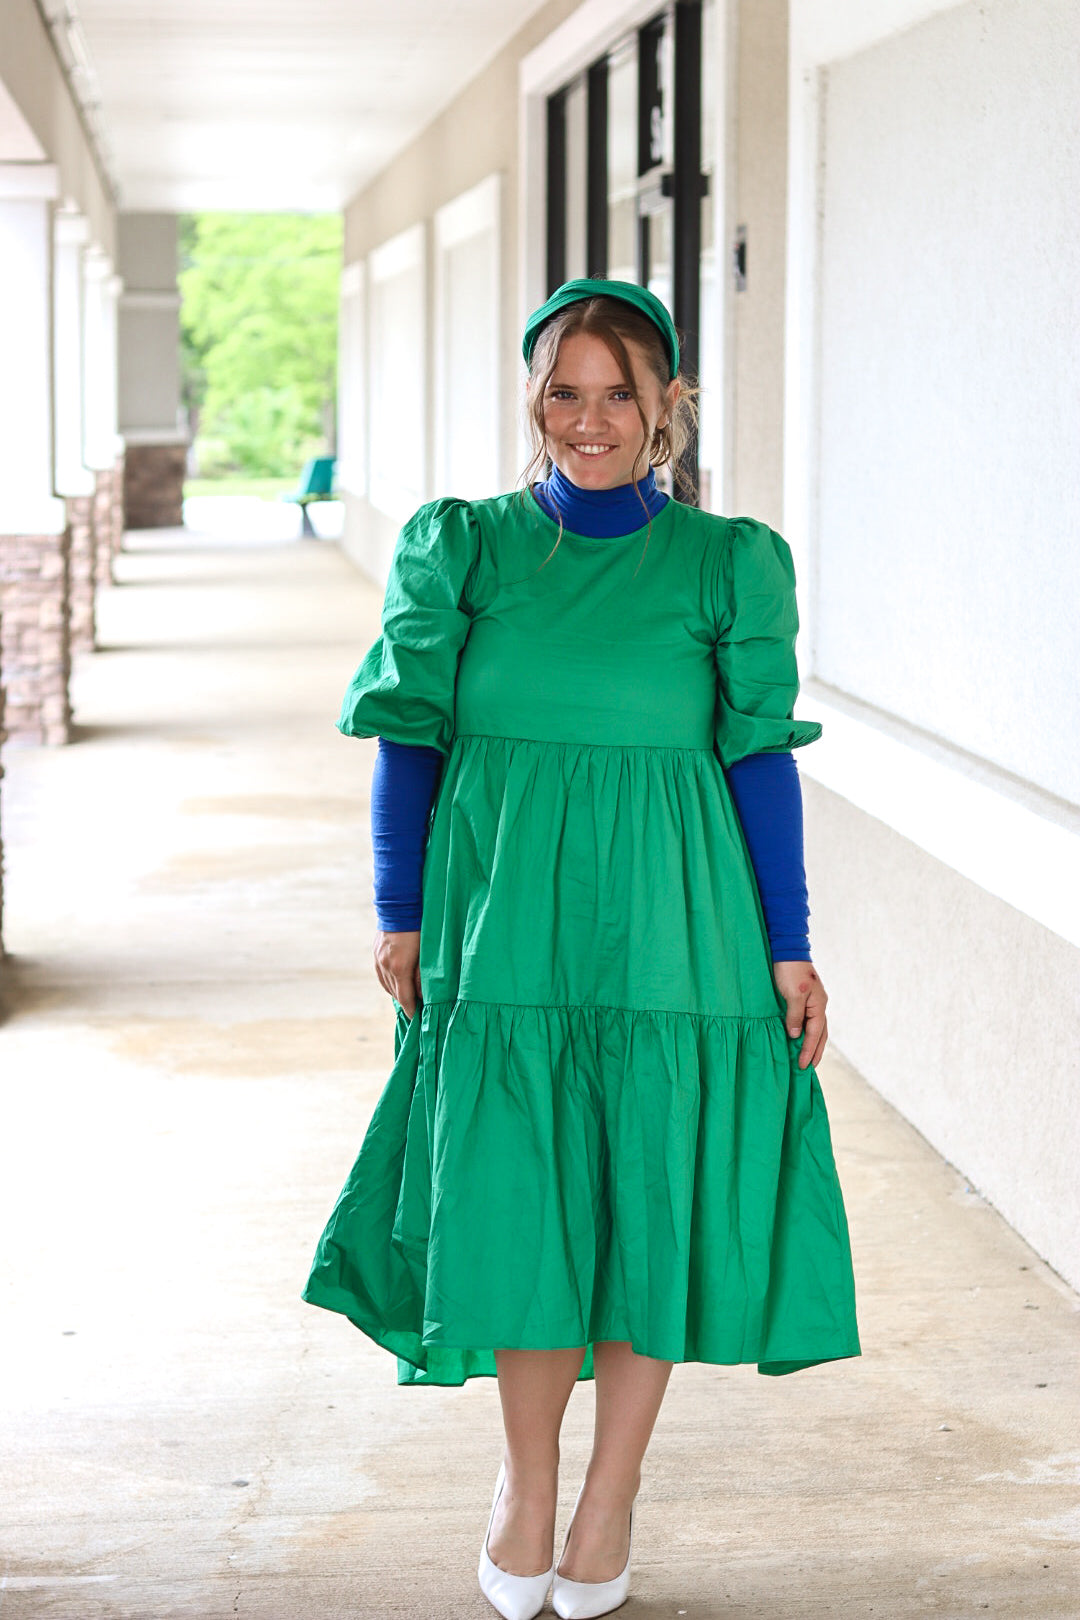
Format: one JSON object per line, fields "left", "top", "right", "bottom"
{"left": 569, "top": 444, "right": 614, "bottom": 456}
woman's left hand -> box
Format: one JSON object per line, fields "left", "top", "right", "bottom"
{"left": 773, "top": 960, "right": 828, "bottom": 1070}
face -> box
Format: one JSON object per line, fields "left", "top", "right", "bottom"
{"left": 537, "top": 330, "right": 679, "bottom": 491}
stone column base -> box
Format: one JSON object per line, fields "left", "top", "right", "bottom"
{"left": 67, "top": 493, "right": 96, "bottom": 654}
{"left": 123, "top": 443, "right": 185, "bottom": 528}
{"left": 93, "top": 469, "right": 116, "bottom": 591}
{"left": 0, "top": 530, "right": 73, "bottom": 745}
{"left": 112, "top": 450, "right": 126, "bottom": 555}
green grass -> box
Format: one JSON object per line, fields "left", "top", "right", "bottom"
{"left": 183, "top": 476, "right": 298, "bottom": 500}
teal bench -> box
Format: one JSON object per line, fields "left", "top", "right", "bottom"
{"left": 282, "top": 456, "right": 337, "bottom": 537}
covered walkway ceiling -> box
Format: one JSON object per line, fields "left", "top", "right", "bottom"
{"left": 68, "top": 0, "right": 552, "bottom": 211}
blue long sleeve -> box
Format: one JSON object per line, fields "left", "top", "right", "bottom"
{"left": 724, "top": 751, "right": 812, "bottom": 961}
{"left": 370, "top": 737, "right": 443, "bottom": 931}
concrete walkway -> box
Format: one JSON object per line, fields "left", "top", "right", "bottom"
{"left": 1, "top": 519, "right": 1078, "bottom": 1619}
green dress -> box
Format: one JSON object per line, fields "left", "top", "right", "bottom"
{"left": 302, "top": 489, "right": 860, "bottom": 1384}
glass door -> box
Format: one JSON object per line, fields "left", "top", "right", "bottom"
{"left": 546, "top": 2, "right": 707, "bottom": 496}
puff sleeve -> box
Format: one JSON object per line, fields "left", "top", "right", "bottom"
{"left": 712, "top": 517, "right": 822, "bottom": 769}
{"left": 337, "top": 498, "right": 482, "bottom": 756}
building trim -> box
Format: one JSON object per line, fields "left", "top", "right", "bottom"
{"left": 119, "top": 290, "right": 182, "bottom": 312}
{"left": 118, "top": 428, "right": 188, "bottom": 447}
{"left": 800, "top": 682, "right": 1080, "bottom": 951}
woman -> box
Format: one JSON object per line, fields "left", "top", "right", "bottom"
{"left": 303, "top": 277, "right": 860, "bottom": 1620}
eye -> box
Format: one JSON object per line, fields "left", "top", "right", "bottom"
{"left": 611, "top": 389, "right": 634, "bottom": 402}
{"left": 547, "top": 388, "right": 576, "bottom": 401}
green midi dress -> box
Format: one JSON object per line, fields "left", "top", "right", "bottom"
{"left": 302, "top": 488, "right": 860, "bottom": 1384}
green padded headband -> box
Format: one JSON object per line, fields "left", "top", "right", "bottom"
{"left": 522, "top": 278, "right": 680, "bottom": 380}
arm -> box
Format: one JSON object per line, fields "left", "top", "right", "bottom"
{"left": 369, "top": 737, "right": 442, "bottom": 1019}
{"left": 712, "top": 520, "right": 828, "bottom": 1070}
{"left": 723, "top": 750, "right": 811, "bottom": 962}
{"left": 371, "top": 737, "right": 443, "bottom": 931}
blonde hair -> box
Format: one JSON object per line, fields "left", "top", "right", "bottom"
{"left": 517, "top": 295, "right": 699, "bottom": 573}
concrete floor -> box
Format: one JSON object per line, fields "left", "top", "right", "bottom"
{"left": 1, "top": 520, "right": 1078, "bottom": 1620}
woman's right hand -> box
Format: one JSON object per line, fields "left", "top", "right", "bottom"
{"left": 373, "top": 929, "right": 422, "bottom": 1019}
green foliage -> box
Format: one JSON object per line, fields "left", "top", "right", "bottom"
{"left": 179, "top": 212, "right": 342, "bottom": 479}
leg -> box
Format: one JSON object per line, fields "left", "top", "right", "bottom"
{"left": 489, "top": 1346, "right": 587, "bottom": 1575}
{"left": 557, "top": 1340, "right": 674, "bottom": 1582}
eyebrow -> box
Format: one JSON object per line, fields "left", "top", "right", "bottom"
{"left": 546, "top": 376, "right": 632, "bottom": 389}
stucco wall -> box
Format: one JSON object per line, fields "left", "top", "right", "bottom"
{"left": 804, "top": 776, "right": 1080, "bottom": 1291}
{"left": 813, "top": 0, "right": 1080, "bottom": 805}
{"left": 792, "top": 0, "right": 1080, "bottom": 1291}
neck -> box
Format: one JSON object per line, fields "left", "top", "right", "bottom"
{"left": 532, "top": 462, "right": 669, "bottom": 538}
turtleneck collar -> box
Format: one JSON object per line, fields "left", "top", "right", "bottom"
{"left": 532, "top": 462, "right": 669, "bottom": 538}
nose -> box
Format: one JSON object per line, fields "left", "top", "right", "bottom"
{"left": 575, "top": 395, "right": 608, "bottom": 432}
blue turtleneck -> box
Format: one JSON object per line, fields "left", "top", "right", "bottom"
{"left": 371, "top": 472, "right": 812, "bottom": 961}
{"left": 532, "top": 461, "right": 668, "bottom": 534}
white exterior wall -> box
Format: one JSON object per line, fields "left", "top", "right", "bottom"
{"left": 116, "top": 212, "right": 184, "bottom": 445}
{"left": 434, "top": 175, "right": 503, "bottom": 503}
{"left": 336, "top": 0, "right": 583, "bottom": 579}
{"left": 367, "top": 224, "right": 428, "bottom": 548}
{"left": 814, "top": 0, "right": 1080, "bottom": 805}
{"left": 787, "top": 0, "right": 1080, "bottom": 1289}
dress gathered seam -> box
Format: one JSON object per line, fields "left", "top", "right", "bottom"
{"left": 452, "top": 732, "right": 715, "bottom": 756}
{"left": 421, "top": 996, "right": 783, "bottom": 1024}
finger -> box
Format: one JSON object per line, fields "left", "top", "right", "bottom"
{"left": 800, "top": 1015, "right": 829, "bottom": 1070}
{"left": 394, "top": 976, "right": 417, "bottom": 1019}
{"left": 784, "top": 995, "right": 808, "bottom": 1038}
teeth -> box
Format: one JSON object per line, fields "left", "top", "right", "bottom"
{"left": 572, "top": 445, "right": 611, "bottom": 455}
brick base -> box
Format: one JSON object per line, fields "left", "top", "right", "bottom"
{"left": 0, "top": 530, "right": 73, "bottom": 745}
{"left": 124, "top": 443, "right": 185, "bottom": 528}
{"left": 111, "top": 451, "right": 126, "bottom": 555}
{"left": 93, "top": 468, "right": 116, "bottom": 591}
{"left": 67, "top": 493, "right": 96, "bottom": 654}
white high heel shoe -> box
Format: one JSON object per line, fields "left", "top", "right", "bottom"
{"left": 551, "top": 1481, "right": 635, "bottom": 1620}
{"left": 477, "top": 1460, "right": 556, "bottom": 1620}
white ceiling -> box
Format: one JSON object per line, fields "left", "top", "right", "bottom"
{"left": 72, "top": 0, "right": 553, "bottom": 212}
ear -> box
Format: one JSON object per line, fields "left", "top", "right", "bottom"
{"left": 656, "top": 378, "right": 680, "bottom": 430}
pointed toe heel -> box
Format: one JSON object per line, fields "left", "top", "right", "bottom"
{"left": 551, "top": 1488, "right": 634, "bottom": 1620}
{"left": 477, "top": 1461, "right": 556, "bottom": 1620}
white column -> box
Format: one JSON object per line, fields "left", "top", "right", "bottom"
{"left": 53, "top": 207, "right": 95, "bottom": 498}
{"left": 82, "top": 245, "right": 120, "bottom": 472}
{"left": 0, "top": 165, "right": 66, "bottom": 534}
{"left": 106, "top": 272, "right": 124, "bottom": 461}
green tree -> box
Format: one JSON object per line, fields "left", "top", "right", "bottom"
{"left": 179, "top": 212, "right": 342, "bottom": 478}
